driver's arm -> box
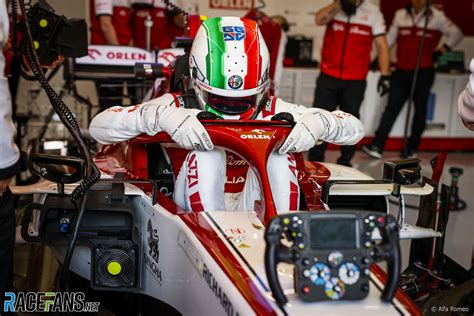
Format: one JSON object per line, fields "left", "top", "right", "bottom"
{"left": 274, "top": 98, "right": 365, "bottom": 145}
{"left": 89, "top": 94, "right": 213, "bottom": 151}
{"left": 90, "top": 94, "right": 177, "bottom": 144}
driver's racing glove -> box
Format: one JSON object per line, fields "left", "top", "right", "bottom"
{"left": 279, "top": 109, "right": 364, "bottom": 154}
{"left": 145, "top": 104, "right": 214, "bottom": 151}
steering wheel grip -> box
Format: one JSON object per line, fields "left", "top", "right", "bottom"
{"left": 379, "top": 215, "right": 401, "bottom": 302}
{"left": 196, "top": 111, "right": 221, "bottom": 121}
{"left": 264, "top": 217, "right": 288, "bottom": 308}
{"left": 271, "top": 112, "right": 296, "bottom": 128}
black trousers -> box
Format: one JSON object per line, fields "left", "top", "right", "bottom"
{"left": 0, "top": 189, "right": 16, "bottom": 309}
{"left": 373, "top": 68, "right": 435, "bottom": 152}
{"left": 308, "top": 73, "right": 366, "bottom": 164}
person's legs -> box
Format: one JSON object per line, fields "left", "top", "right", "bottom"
{"left": 0, "top": 189, "right": 16, "bottom": 309}
{"left": 236, "top": 152, "right": 299, "bottom": 211}
{"left": 407, "top": 68, "right": 435, "bottom": 153}
{"left": 337, "top": 79, "right": 367, "bottom": 166}
{"left": 372, "top": 70, "right": 412, "bottom": 150}
{"left": 174, "top": 149, "right": 226, "bottom": 211}
{"left": 308, "top": 74, "right": 341, "bottom": 161}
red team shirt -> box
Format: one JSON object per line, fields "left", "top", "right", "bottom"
{"left": 386, "top": 6, "right": 463, "bottom": 70}
{"left": 90, "top": 0, "right": 132, "bottom": 45}
{"left": 130, "top": 0, "right": 184, "bottom": 50}
{"left": 320, "top": 1, "right": 386, "bottom": 80}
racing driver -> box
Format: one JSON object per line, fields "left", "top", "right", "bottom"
{"left": 89, "top": 17, "right": 365, "bottom": 212}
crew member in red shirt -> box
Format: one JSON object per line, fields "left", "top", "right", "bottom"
{"left": 90, "top": 0, "right": 132, "bottom": 45}
{"left": 362, "top": 0, "right": 463, "bottom": 159}
{"left": 309, "top": 0, "right": 391, "bottom": 166}
{"left": 131, "top": 0, "right": 187, "bottom": 50}
{"left": 90, "top": 0, "right": 133, "bottom": 110}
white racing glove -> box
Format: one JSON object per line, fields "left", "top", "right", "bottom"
{"left": 279, "top": 110, "right": 364, "bottom": 154}
{"left": 279, "top": 112, "right": 324, "bottom": 154}
{"left": 142, "top": 103, "right": 214, "bottom": 151}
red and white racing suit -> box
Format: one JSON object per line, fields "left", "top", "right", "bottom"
{"left": 89, "top": 94, "right": 364, "bottom": 212}
{"left": 90, "top": 0, "right": 132, "bottom": 45}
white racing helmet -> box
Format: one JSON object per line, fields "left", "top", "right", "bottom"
{"left": 189, "top": 17, "right": 270, "bottom": 119}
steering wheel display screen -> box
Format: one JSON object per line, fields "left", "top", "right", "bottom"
{"left": 310, "top": 218, "right": 357, "bottom": 249}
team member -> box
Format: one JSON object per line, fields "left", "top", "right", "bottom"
{"left": 90, "top": 17, "right": 364, "bottom": 212}
{"left": 90, "top": 0, "right": 133, "bottom": 110}
{"left": 362, "top": 0, "right": 463, "bottom": 158}
{"left": 308, "top": 0, "right": 390, "bottom": 167}
{"left": 458, "top": 59, "right": 474, "bottom": 131}
{"left": 0, "top": 0, "right": 20, "bottom": 308}
{"left": 131, "top": 0, "right": 185, "bottom": 50}
{"left": 90, "top": 0, "right": 132, "bottom": 46}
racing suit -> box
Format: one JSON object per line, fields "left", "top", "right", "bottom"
{"left": 89, "top": 94, "right": 364, "bottom": 212}
{"left": 458, "top": 59, "right": 474, "bottom": 131}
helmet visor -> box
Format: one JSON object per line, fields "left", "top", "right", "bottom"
{"left": 203, "top": 90, "right": 257, "bottom": 115}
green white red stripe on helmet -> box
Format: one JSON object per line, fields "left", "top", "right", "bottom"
{"left": 193, "top": 17, "right": 269, "bottom": 97}
{"left": 190, "top": 16, "right": 270, "bottom": 117}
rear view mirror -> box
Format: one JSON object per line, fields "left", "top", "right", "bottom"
{"left": 383, "top": 159, "right": 422, "bottom": 185}
{"left": 31, "top": 153, "right": 85, "bottom": 184}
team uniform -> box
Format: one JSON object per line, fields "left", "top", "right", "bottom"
{"left": 370, "top": 5, "right": 463, "bottom": 155}
{"left": 0, "top": 0, "right": 20, "bottom": 308}
{"left": 309, "top": 1, "right": 386, "bottom": 166}
{"left": 90, "top": 17, "right": 364, "bottom": 212}
{"left": 130, "top": 0, "right": 185, "bottom": 50}
{"left": 458, "top": 59, "right": 474, "bottom": 131}
{"left": 90, "top": 0, "right": 132, "bottom": 45}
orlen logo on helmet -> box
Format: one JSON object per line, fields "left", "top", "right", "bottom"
{"left": 240, "top": 129, "right": 271, "bottom": 140}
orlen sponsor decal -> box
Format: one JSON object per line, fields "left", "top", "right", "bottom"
{"left": 87, "top": 48, "right": 148, "bottom": 61}
{"left": 240, "top": 129, "right": 271, "bottom": 140}
{"left": 209, "top": 0, "right": 254, "bottom": 10}
{"left": 202, "top": 263, "right": 240, "bottom": 316}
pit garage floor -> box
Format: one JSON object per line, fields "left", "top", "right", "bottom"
{"left": 325, "top": 149, "right": 474, "bottom": 271}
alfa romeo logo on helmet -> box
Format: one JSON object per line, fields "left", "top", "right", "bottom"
{"left": 228, "top": 75, "right": 243, "bottom": 89}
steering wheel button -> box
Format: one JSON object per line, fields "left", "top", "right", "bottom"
{"left": 297, "top": 232, "right": 303, "bottom": 237}
{"left": 310, "top": 263, "right": 330, "bottom": 286}
{"left": 303, "top": 269, "right": 311, "bottom": 278}
{"left": 362, "top": 257, "right": 370, "bottom": 264}
{"left": 297, "top": 219, "right": 303, "bottom": 225}
{"left": 291, "top": 231, "right": 297, "bottom": 237}
{"left": 339, "top": 262, "right": 360, "bottom": 285}
{"left": 292, "top": 216, "right": 299, "bottom": 222}
{"left": 328, "top": 251, "right": 344, "bottom": 267}
{"left": 364, "top": 218, "right": 370, "bottom": 224}
{"left": 369, "top": 222, "right": 375, "bottom": 228}
{"left": 302, "top": 258, "right": 311, "bottom": 266}
{"left": 283, "top": 218, "right": 290, "bottom": 225}
{"left": 302, "top": 285, "right": 311, "bottom": 294}
{"left": 377, "top": 216, "right": 385, "bottom": 224}
{"left": 298, "top": 243, "right": 305, "bottom": 249}
{"left": 364, "top": 241, "right": 372, "bottom": 248}
{"left": 364, "top": 268, "right": 370, "bottom": 276}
